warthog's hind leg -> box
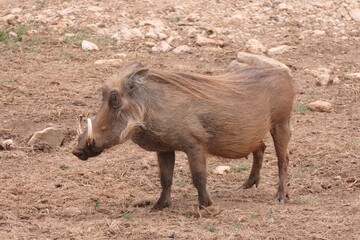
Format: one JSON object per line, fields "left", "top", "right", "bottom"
{"left": 242, "top": 142, "right": 266, "bottom": 189}
{"left": 271, "top": 121, "right": 291, "bottom": 203}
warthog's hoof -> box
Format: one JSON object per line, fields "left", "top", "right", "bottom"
{"left": 275, "top": 191, "right": 289, "bottom": 204}
{"left": 152, "top": 200, "right": 171, "bottom": 211}
{"left": 242, "top": 176, "right": 260, "bottom": 189}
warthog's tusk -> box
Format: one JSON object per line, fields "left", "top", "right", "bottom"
{"left": 77, "top": 114, "right": 84, "bottom": 135}
{"left": 87, "top": 118, "right": 94, "bottom": 145}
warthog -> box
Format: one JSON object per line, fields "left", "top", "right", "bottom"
{"left": 72, "top": 62, "right": 295, "bottom": 210}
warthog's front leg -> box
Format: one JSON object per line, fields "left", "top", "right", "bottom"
{"left": 186, "top": 146, "right": 212, "bottom": 208}
{"left": 153, "top": 151, "right": 175, "bottom": 210}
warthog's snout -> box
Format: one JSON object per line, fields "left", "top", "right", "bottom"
{"left": 72, "top": 117, "right": 103, "bottom": 160}
{"left": 72, "top": 144, "right": 102, "bottom": 160}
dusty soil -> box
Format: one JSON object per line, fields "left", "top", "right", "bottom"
{"left": 0, "top": 0, "right": 359, "bottom": 239}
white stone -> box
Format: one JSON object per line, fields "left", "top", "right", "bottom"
{"left": 88, "top": 6, "right": 103, "bottom": 12}
{"left": 244, "top": 38, "right": 267, "bottom": 54}
{"left": 151, "top": 41, "right": 171, "bottom": 52}
{"left": 139, "top": 19, "right": 164, "bottom": 28}
{"left": 81, "top": 40, "right": 99, "bottom": 51}
{"left": 11, "top": 8, "right": 22, "bottom": 14}
{"left": 313, "top": 30, "right": 326, "bottom": 36}
{"left": 349, "top": 9, "right": 360, "bottom": 21}
{"left": 196, "top": 35, "right": 217, "bottom": 45}
{"left": 28, "top": 127, "right": 64, "bottom": 148}
{"left": 268, "top": 45, "right": 292, "bottom": 56}
{"left": 58, "top": 7, "right": 77, "bottom": 16}
{"left": 346, "top": 73, "right": 360, "bottom": 79}
{"left": 145, "top": 30, "right": 158, "bottom": 39}
{"left": 0, "top": 139, "right": 14, "bottom": 150}
{"left": 278, "top": 3, "right": 288, "bottom": 10}
{"left": 308, "top": 101, "right": 333, "bottom": 113}
{"left": 173, "top": 45, "right": 191, "bottom": 54}
{"left": 213, "top": 166, "right": 231, "bottom": 175}
{"left": 111, "top": 32, "right": 121, "bottom": 41}
{"left": 331, "top": 77, "right": 341, "bottom": 85}
{"left": 237, "top": 52, "right": 290, "bottom": 74}
{"left": 158, "top": 32, "right": 168, "bottom": 40}
{"left": 121, "top": 27, "right": 143, "bottom": 40}
{"left": 94, "top": 59, "right": 123, "bottom": 66}
{"left": 310, "top": 68, "right": 332, "bottom": 86}
{"left": 8, "top": 31, "right": 18, "bottom": 38}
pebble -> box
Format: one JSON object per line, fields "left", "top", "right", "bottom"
{"left": 345, "top": 73, "right": 360, "bottom": 80}
{"left": 28, "top": 127, "right": 64, "bottom": 148}
{"left": 268, "top": 45, "right": 292, "bottom": 56}
{"left": 173, "top": 45, "right": 191, "bottom": 54}
{"left": 331, "top": 77, "right": 341, "bottom": 85}
{"left": 81, "top": 40, "right": 99, "bottom": 51}
{"left": 308, "top": 100, "right": 333, "bottom": 113}
{"left": 196, "top": 35, "right": 217, "bottom": 46}
{"left": 244, "top": 38, "right": 267, "bottom": 54}
{"left": 213, "top": 166, "right": 231, "bottom": 175}
{"left": 87, "top": 6, "right": 103, "bottom": 12}
{"left": 0, "top": 139, "right": 15, "bottom": 151}
{"left": 11, "top": 8, "right": 22, "bottom": 14}
{"left": 349, "top": 9, "right": 360, "bottom": 21}
{"left": 94, "top": 59, "right": 123, "bottom": 66}
{"left": 151, "top": 41, "right": 171, "bottom": 52}
{"left": 310, "top": 68, "right": 332, "bottom": 86}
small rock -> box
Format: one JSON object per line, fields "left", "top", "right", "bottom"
{"left": 121, "top": 27, "right": 143, "bottom": 40}
{"left": 158, "top": 32, "right": 168, "bottom": 40}
{"left": 310, "top": 68, "right": 332, "bottom": 86}
{"left": 58, "top": 7, "right": 77, "bottom": 16}
{"left": 345, "top": 73, "right": 360, "bottom": 80}
{"left": 268, "top": 45, "right": 292, "bottom": 56}
{"left": 333, "top": 175, "right": 342, "bottom": 181}
{"left": 8, "top": 31, "right": 18, "bottom": 38}
{"left": 278, "top": 3, "right": 288, "bottom": 10}
{"left": 196, "top": 35, "right": 217, "bottom": 46}
{"left": 244, "top": 38, "right": 267, "bottom": 54}
{"left": 331, "top": 77, "right": 341, "bottom": 85}
{"left": 94, "top": 59, "right": 123, "bottom": 66}
{"left": 81, "top": 40, "right": 99, "bottom": 51}
{"left": 139, "top": 19, "right": 164, "bottom": 28}
{"left": 213, "top": 166, "right": 231, "bottom": 175}
{"left": 313, "top": 30, "right": 326, "bottom": 36}
{"left": 349, "top": 9, "right": 360, "bottom": 21}
{"left": 28, "top": 127, "right": 64, "bottom": 148}
{"left": 145, "top": 41, "right": 156, "bottom": 47}
{"left": 308, "top": 100, "right": 333, "bottom": 113}
{"left": 237, "top": 52, "right": 291, "bottom": 74}
{"left": 88, "top": 6, "right": 103, "bottom": 12}
{"left": 115, "top": 53, "right": 127, "bottom": 58}
{"left": 0, "top": 139, "right": 14, "bottom": 151}
{"left": 63, "top": 207, "right": 81, "bottom": 217}
{"left": 151, "top": 41, "right": 171, "bottom": 52}
{"left": 173, "top": 45, "right": 191, "bottom": 54}
{"left": 111, "top": 32, "right": 121, "bottom": 41}
{"left": 11, "top": 8, "right": 22, "bottom": 14}
{"left": 145, "top": 29, "right": 158, "bottom": 39}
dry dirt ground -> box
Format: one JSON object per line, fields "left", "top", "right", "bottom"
{"left": 0, "top": 0, "right": 359, "bottom": 239}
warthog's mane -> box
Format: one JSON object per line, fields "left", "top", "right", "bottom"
{"left": 143, "top": 66, "right": 287, "bottom": 101}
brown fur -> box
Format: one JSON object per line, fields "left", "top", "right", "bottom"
{"left": 72, "top": 62, "right": 295, "bottom": 209}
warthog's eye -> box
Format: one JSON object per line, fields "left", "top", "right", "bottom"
{"left": 109, "top": 91, "right": 122, "bottom": 109}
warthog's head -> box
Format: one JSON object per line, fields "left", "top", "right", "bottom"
{"left": 72, "top": 62, "right": 148, "bottom": 160}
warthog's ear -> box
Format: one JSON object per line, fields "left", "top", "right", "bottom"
{"left": 126, "top": 68, "right": 149, "bottom": 91}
